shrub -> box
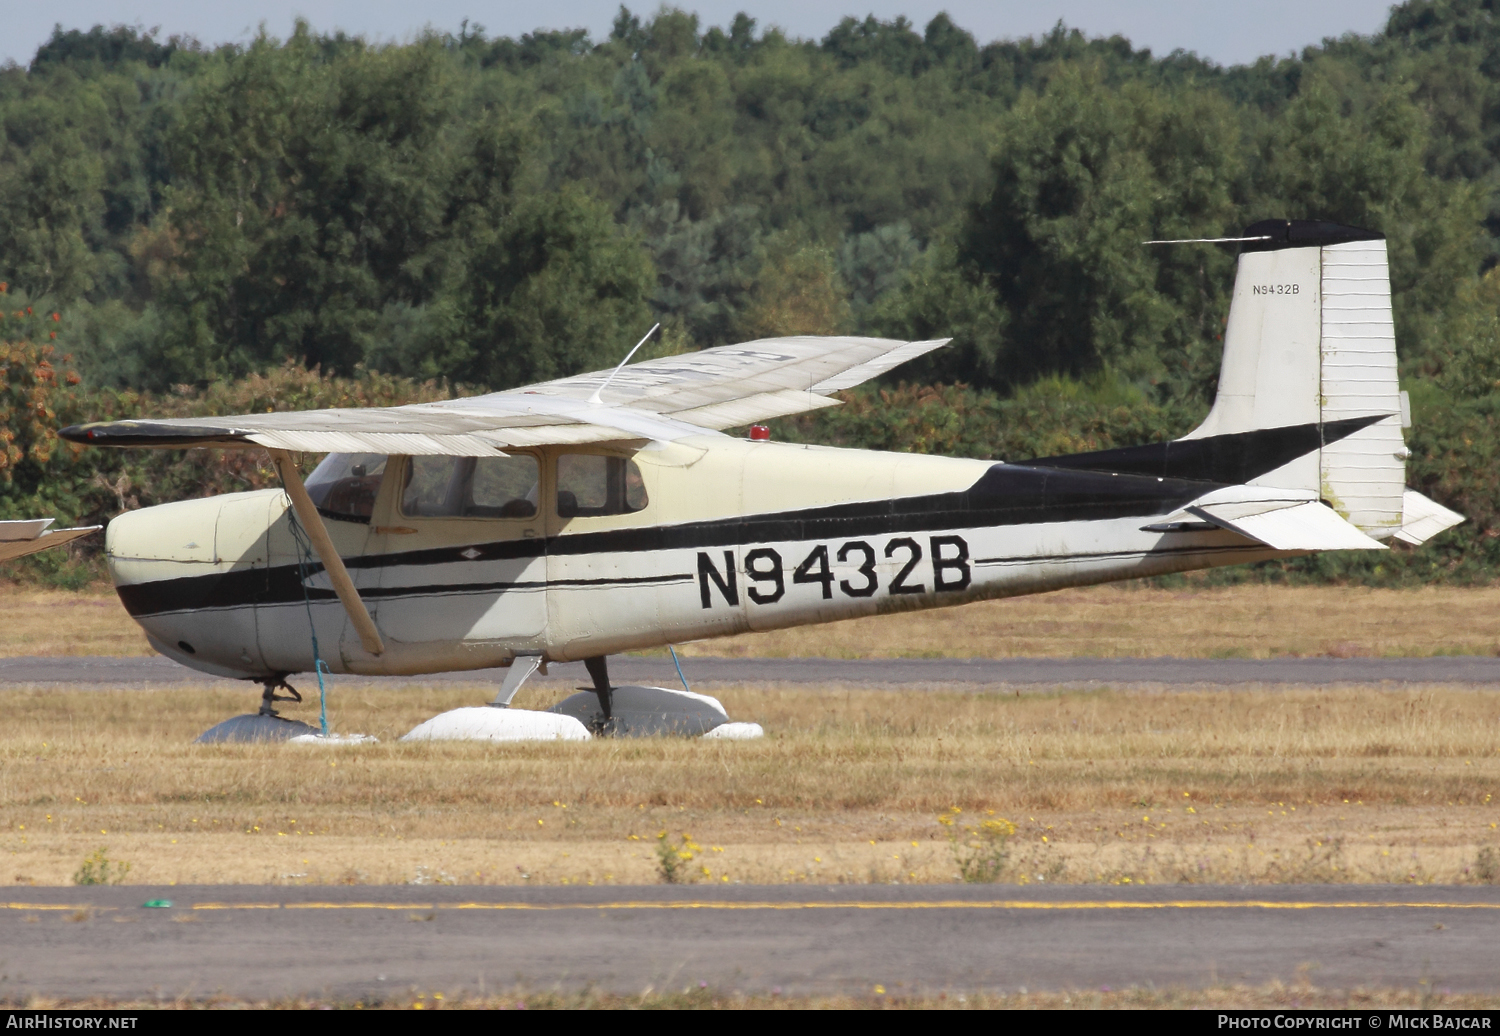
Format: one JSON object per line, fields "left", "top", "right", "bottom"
{"left": 938, "top": 808, "right": 1016, "bottom": 884}
{"left": 73, "top": 847, "right": 130, "bottom": 886}
{"left": 655, "top": 830, "right": 701, "bottom": 884}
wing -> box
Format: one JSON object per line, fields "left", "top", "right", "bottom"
{"left": 0, "top": 519, "right": 101, "bottom": 562}
{"left": 60, "top": 335, "right": 949, "bottom": 456}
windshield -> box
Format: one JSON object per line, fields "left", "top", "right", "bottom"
{"left": 304, "top": 453, "right": 388, "bottom": 523}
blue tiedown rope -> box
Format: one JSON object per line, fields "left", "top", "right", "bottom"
{"left": 286, "top": 507, "right": 331, "bottom": 737}
{"left": 669, "top": 645, "right": 691, "bottom": 693}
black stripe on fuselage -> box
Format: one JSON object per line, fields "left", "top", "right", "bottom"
{"left": 113, "top": 463, "right": 1222, "bottom": 618}
{"left": 1018, "top": 415, "right": 1386, "bottom": 484}
{"left": 343, "top": 572, "right": 697, "bottom": 604}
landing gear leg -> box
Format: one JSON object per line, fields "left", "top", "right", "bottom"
{"left": 490, "top": 654, "right": 544, "bottom": 708}
{"left": 583, "top": 656, "right": 613, "bottom": 724}
{"left": 257, "top": 676, "right": 301, "bottom": 718}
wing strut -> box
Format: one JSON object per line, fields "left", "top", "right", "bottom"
{"left": 268, "top": 449, "right": 385, "bottom": 657}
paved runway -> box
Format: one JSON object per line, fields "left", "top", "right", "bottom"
{"left": 4, "top": 654, "right": 1500, "bottom": 687}
{"left": 4, "top": 885, "right": 1500, "bottom": 999}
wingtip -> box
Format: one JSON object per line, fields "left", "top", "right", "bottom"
{"left": 56, "top": 419, "right": 244, "bottom": 449}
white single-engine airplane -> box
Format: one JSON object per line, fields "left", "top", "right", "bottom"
{"left": 61, "top": 220, "right": 1464, "bottom": 739}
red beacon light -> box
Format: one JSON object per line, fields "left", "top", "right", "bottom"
{"left": 748, "top": 425, "right": 771, "bottom": 441}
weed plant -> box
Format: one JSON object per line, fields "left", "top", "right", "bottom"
{"left": 938, "top": 809, "right": 1016, "bottom": 883}
{"left": 72, "top": 847, "right": 129, "bottom": 886}
{"left": 656, "top": 832, "right": 702, "bottom": 884}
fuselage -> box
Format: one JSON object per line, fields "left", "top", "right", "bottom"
{"left": 105, "top": 437, "right": 1283, "bottom": 680}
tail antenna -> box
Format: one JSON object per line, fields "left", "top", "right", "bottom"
{"left": 589, "top": 322, "right": 660, "bottom": 405}
{"left": 1143, "top": 235, "right": 1272, "bottom": 246}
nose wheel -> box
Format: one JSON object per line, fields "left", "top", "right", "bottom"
{"left": 194, "top": 673, "right": 318, "bottom": 743}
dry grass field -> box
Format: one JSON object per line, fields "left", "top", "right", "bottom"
{"left": 0, "top": 588, "right": 152, "bottom": 656}
{"left": 3, "top": 680, "right": 1499, "bottom": 888}
{"left": 4, "top": 582, "right": 1500, "bottom": 659}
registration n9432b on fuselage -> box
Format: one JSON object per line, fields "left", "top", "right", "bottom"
{"left": 61, "top": 219, "right": 1463, "bottom": 683}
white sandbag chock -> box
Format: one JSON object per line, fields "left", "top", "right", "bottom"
{"left": 289, "top": 733, "right": 379, "bottom": 745}
{"left": 549, "top": 684, "right": 739, "bottom": 737}
{"left": 702, "top": 722, "right": 765, "bottom": 740}
{"left": 401, "top": 706, "right": 591, "bottom": 743}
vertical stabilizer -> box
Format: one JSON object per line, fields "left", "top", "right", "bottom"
{"left": 1181, "top": 220, "right": 1406, "bottom": 537}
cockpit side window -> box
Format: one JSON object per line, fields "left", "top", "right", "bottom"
{"left": 401, "top": 455, "right": 540, "bottom": 519}
{"left": 467, "top": 456, "right": 541, "bottom": 517}
{"left": 555, "top": 454, "right": 649, "bottom": 518}
{"left": 304, "top": 453, "right": 388, "bottom": 523}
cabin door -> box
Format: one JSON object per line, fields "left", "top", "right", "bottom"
{"left": 355, "top": 453, "right": 548, "bottom": 661}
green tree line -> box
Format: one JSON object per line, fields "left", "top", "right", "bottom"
{"left": 4, "top": 1, "right": 1500, "bottom": 585}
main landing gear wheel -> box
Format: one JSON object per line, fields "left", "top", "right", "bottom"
{"left": 194, "top": 676, "right": 320, "bottom": 744}
{"left": 549, "top": 653, "right": 765, "bottom": 737}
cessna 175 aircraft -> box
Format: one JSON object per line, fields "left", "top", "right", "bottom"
{"left": 60, "top": 219, "right": 1464, "bottom": 739}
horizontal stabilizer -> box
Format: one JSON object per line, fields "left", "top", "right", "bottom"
{"left": 1188, "top": 499, "right": 1387, "bottom": 551}
{"left": 1392, "top": 490, "right": 1465, "bottom": 546}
